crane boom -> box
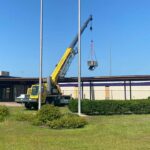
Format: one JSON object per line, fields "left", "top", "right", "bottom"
{"left": 51, "top": 15, "right": 93, "bottom": 86}
{"left": 16, "top": 15, "right": 93, "bottom": 108}
{"left": 69, "top": 15, "right": 93, "bottom": 48}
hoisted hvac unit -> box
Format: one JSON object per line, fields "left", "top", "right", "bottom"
{"left": 87, "top": 20, "right": 98, "bottom": 71}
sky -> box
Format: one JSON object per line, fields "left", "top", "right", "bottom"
{"left": 1, "top": 0, "right": 150, "bottom": 77}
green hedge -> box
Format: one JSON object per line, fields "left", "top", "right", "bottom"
{"left": 68, "top": 99, "right": 150, "bottom": 115}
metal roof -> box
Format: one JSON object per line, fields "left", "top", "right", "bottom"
{"left": 0, "top": 77, "right": 39, "bottom": 82}
{"left": 59, "top": 75, "right": 150, "bottom": 82}
{"left": 1, "top": 75, "right": 150, "bottom": 83}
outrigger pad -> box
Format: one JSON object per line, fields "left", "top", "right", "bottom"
{"left": 87, "top": 61, "right": 98, "bottom": 71}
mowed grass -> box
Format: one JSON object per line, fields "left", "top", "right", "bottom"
{"left": 0, "top": 107, "right": 150, "bottom": 150}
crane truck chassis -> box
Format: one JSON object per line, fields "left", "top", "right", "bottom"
{"left": 16, "top": 84, "right": 71, "bottom": 109}
{"left": 15, "top": 15, "right": 93, "bottom": 109}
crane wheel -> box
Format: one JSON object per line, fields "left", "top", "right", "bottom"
{"left": 25, "top": 103, "right": 32, "bottom": 110}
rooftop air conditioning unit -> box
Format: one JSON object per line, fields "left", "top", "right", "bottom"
{"left": 0, "top": 71, "right": 10, "bottom": 76}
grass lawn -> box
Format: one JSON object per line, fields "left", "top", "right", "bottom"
{"left": 0, "top": 107, "right": 150, "bottom": 150}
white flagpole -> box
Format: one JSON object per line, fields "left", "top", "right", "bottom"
{"left": 78, "top": 0, "right": 81, "bottom": 115}
{"left": 38, "top": 0, "right": 43, "bottom": 110}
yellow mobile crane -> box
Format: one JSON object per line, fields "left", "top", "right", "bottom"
{"left": 16, "top": 15, "right": 93, "bottom": 109}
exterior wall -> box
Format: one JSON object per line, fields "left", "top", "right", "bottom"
{"left": 1, "top": 79, "right": 150, "bottom": 102}
{"left": 131, "top": 86, "right": 150, "bottom": 99}
{"left": 60, "top": 83, "right": 77, "bottom": 98}
{"left": 0, "top": 82, "right": 34, "bottom": 102}
{"left": 59, "top": 81, "right": 150, "bottom": 100}
{"left": 131, "top": 81, "right": 150, "bottom": 99}
{"left": 109, "top": 86, "right": 125, "bottom": 100}
{"left": 90, "top": 86, "right": 105, "bottom": 100}
{"left": 0, "top": 85, "right": 13, "bottom": 102}
{"left": 82, "top": 86, "right": 90, "bottom": 99}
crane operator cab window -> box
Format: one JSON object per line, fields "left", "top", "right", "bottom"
{"left": 31, "top": 86, "right": 39, "bottom": 96}
{"left": 31, "top": 85, "right": 44, "bottom": 96}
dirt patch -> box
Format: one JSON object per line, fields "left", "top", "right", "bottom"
{"left": 0, "top": 102, "right": 23, "bottom": 107}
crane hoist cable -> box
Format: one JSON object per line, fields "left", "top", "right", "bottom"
{"left": 87, "top": 19, "right": 98, "bottom": 71}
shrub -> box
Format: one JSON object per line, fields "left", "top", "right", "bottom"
{"left": 47, "top": 113, "right": 87, "bottom": 129}
{"left": 46, "top": 119, "right": 62, "bottom": 129}
{"left": 0, "top": 106, "right": 9, "bottom": 117}
{"left": 29, "top": 105, "right": 87, "bottom": 129}
{"left": 60, "top": 113, "right": 87, "bottom": 129}
{"left": 69, "top": 99, "right": 150, "bottom": 115}
{"left": 37, "top": 105, "right": 62, "bottom": 123}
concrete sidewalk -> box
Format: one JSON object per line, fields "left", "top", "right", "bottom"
{"left": 0, "top": 102, "right": 23, "bottom": 107}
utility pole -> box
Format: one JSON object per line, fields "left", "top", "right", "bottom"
{"left": 78, "top": 0, "right": 81, "bottom": 116}
{"left": 38, "top": 0, "right": 43, "bottom": 110}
